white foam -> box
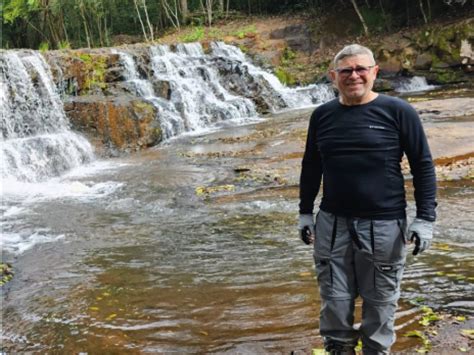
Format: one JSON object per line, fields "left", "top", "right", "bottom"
{"left": 395, "top": 76, "right": 437, "bottom": 93}
{"left": 0, "top": 231, "right": 65, "bottom": 255}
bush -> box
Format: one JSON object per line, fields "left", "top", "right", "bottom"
{"left": 39, "top": 42, "right": 49, "bottom": 52}
{"left": 181, "top": 26, "right": 205, "bottom": 42}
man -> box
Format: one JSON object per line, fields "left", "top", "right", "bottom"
{"left": 298, "top": 44, "right": 437, "bottom": 354}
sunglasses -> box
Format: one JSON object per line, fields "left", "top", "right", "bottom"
{"left": 334, "top": 65, "right": 375, "bottom": 77}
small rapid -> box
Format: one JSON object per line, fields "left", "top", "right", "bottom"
{"left": 395, "top": 76, "right": 438, "bottom": 93}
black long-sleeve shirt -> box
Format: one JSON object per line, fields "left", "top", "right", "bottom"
{"left": 299, "top": 94, "right": 437, "bottom": 221}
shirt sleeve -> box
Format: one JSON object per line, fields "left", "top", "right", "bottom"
{"left": 299, "top": 110, "right": 323, "bottom": 214}
{"left": 399, "top": 102, "right": 437, "bottom": 222}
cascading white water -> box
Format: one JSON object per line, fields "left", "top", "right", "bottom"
{"left": 150, "top": 43, "right": 258, "bottom": 137}
{"left": 117, "top": 44, "right": 258, "bottom": 139}
{"left": 115, "top": 49, "right": 186, "bottom": 138}
{"left": 395, "top": 76, "right": 437, "bottom": 93}
{"left": 210, "top": 41, "right": 335, "bottom": 109}
{"left": 0, "top": 50, "right": 94, "bottom": 183}
{"left": 118, "top": 42, "right": 334, "bottom": 139}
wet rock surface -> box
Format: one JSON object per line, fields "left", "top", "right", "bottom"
{"left": 64, "top": 96, "right": 162, "bottom": 156}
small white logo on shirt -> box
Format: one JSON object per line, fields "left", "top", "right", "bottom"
{"left": 369, "top": 125, "right": 385, "bottom": 130}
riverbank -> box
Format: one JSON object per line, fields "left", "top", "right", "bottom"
{"left": 157, "top": 14, "right": 473, "bottom": 87}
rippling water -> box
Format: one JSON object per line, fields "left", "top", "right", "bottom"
{"left": 2, "top": 105, "right": 473, "bottom": 353}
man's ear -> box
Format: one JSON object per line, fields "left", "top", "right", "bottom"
{"left": 373, "top": 65, "right": 380, "bottom": 77}
{"left": 329, "top": 70, "right": 336, "bottom": 82}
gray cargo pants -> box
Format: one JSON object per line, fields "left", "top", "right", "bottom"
{"left": 314, "top": 210, "right": 407, "bottom": 354}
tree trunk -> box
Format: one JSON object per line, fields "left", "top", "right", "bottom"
{"left": 61, "top": 11, "right": 70, "bottom": 45}
{"left": 161, "top": 0, "right": 180, "bottom": 29}
{"left": 225, "top": 0, "right": 230, "bottom": 18}
{"left": 134, "top": 0, "right": 149, "bottom": 42}
{"left": 378, "top": 0, "right": 390, "bottom": 31}
{"left": 142, "top": 0, "right": 154, "bottom": 41}
{"left": 205, "top": 0, "right": 213, "bottom": 26}
{"left": 218, "top": 0, "right": 224, "bottom": 13}
{"left": 426, "top": 0, "right": 432, "bottom": 21}
{"left": 350, "top": 0, "right": 369, "bottom": 36}
{"left": 79, "top": 0, "right": 92, "bottom": 48}
{"left": 180, "top": 0, "right": 188, "bottom": 24}
{"left": 419, "top": 0, "right": 428, "bottom": 24}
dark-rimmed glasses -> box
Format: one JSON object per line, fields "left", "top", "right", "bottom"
{"left": 334, "top": 65, "right": 375, "bottom": 77}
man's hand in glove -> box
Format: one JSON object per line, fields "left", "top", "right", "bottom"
{"left": 299, "top": 214, "right": 315, "bottom": 245}
{"left": 408, "top": 218, "right": 434, "bottom": 255}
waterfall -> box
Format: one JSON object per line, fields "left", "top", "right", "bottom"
{"left": 210, "top": 41, "right": 335, "bottom": 109}
{"left": 0, "top": 50, "right": 94, "bottom": 183}
{"left": 117, "top": 43, "right": 258, "bottom": 139}
{"left": 117, "top": 42, "right": 334, "bottom": 139}
{"left": 1, "top": 43, "right": 334, "bottom": 183}
{"left": 395, "top": 76, "right": 437, "bottom": 93}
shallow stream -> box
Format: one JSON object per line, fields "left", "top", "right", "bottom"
{"left": 1, "top": 90, "right": 473, "bottom": 353}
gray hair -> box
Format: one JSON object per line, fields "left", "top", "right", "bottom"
{"left": 333, "top": 44, "right": 376, "bottom": 66}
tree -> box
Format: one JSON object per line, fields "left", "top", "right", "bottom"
{"left": 419, "top": 0, "right": 428, "bottom": 24}
{"left": 350, "top": 0, "right": 369, "bottom": 36}
{"left": 161, "top": 0, "right": 181, "bottom": 29}
{"left": 180, "top": 0, "right": 188, "bottom": 24}
{"left": 205, "top": 0, "right": 214, "bottom": 26}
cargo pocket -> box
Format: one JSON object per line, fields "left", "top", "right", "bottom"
{"left": 374, "top": 262, "right": 404, "bottom": 301}
{"left": 315, "top": 258, "right": 333, "bottom": 297}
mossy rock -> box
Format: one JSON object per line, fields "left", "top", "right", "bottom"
{"left": 132, "top": 100, "right": 156, "bottom": 117}
{"left": 430, "top": 69, "right": 465, "bottom": 84}
{"left": 74, "top": 52, "right": 108, "bottom": 95}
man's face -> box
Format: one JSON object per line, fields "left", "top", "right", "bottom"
{"left": 330, "top": 54, "right": 379, "bottom": 104}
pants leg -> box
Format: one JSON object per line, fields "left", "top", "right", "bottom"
{"left": 353, "top": 218, "right": 407, "bottom": 354}
{"left": 313, "top": 211, "right": 359, "bottom": 351}
{"left": 360, "top": 301, "right": 397, "bottom": 355}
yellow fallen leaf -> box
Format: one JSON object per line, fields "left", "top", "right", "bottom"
{"left": 89, "top": 307, "right": 99, "bottom": 311}
{"left": 312, "top": 349, "right": 326, "bottom": 355}
{"left": 199, "top": 330, "right": 209, "bottom": 336}
{"left": 299, "top": 272, "right": 312, "bottom": 277}
{"left": 456, "top": 316, "right": 467, "bottom": 322}
{"left": 195, "top": 186, "right": 207, "bottom": 196}
{"left": 106, "top": 313, "right": 117, "bottom": 320}
{"left": 404, "top": 330, "right": 423, "bottom": 338}
{"left": 434, "top": 243, "right": 453, "bottom": 251}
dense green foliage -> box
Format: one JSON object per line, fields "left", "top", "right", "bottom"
{"left": 1, "top": 0, "right": 472, "bottom": 49}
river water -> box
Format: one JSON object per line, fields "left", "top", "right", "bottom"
{"left": 2, "top": 88, "right": 474, "bottom": 352}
